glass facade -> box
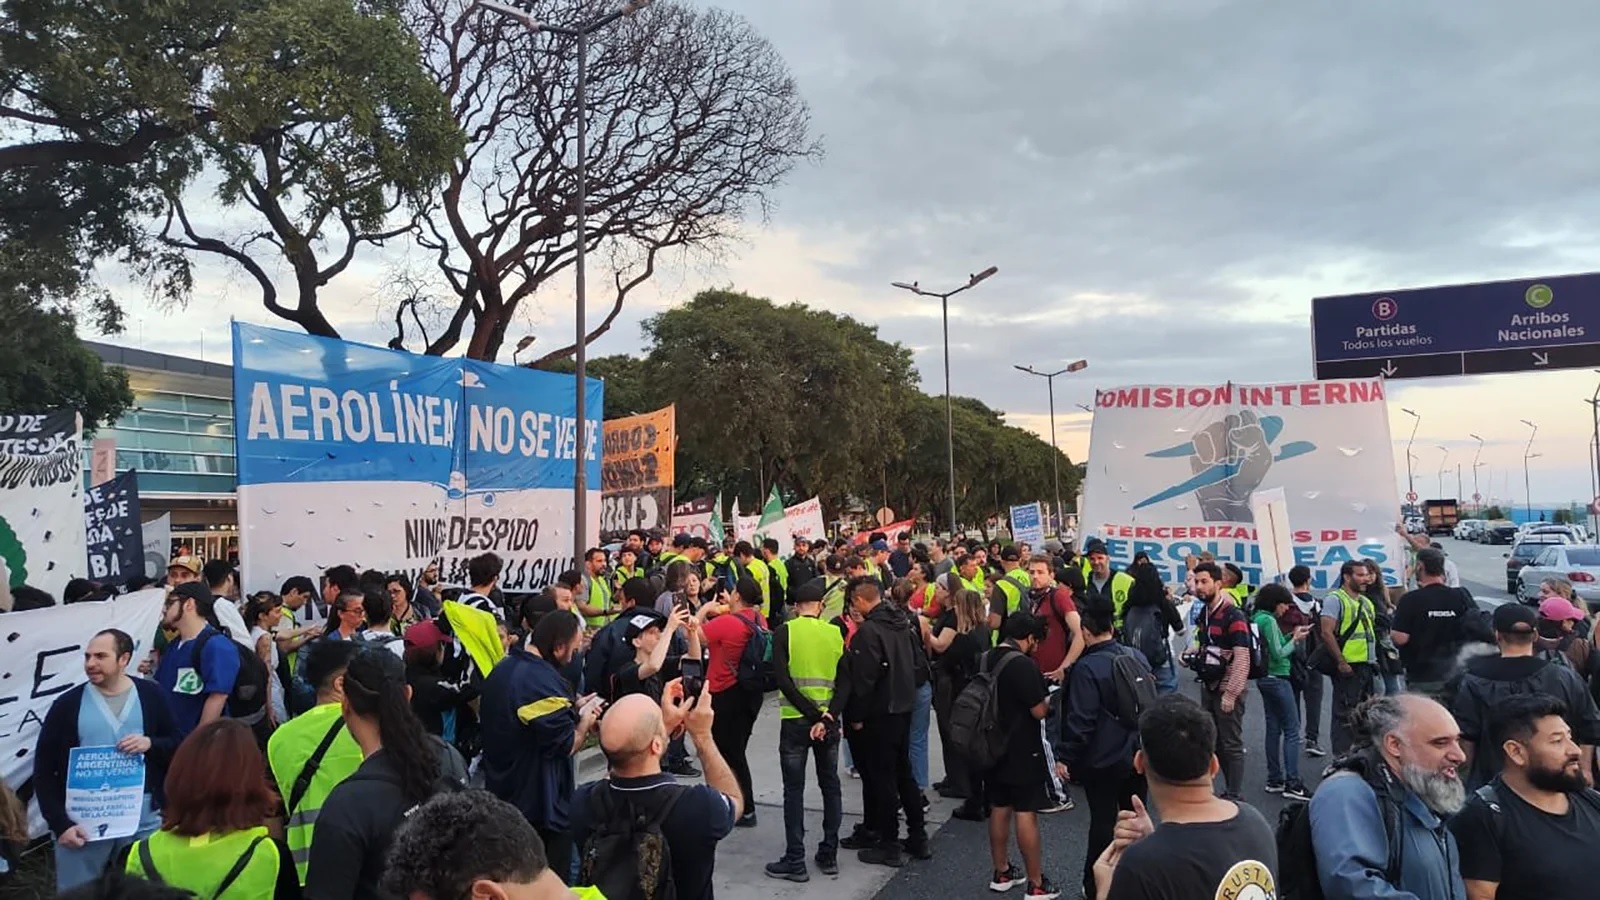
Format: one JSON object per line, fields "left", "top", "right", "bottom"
{"left": 94, "top": 389, "right": 237, "bottom": 494}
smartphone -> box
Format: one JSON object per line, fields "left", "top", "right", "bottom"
{"left": 680, "top": 658, "right": 705, "bottom": 701}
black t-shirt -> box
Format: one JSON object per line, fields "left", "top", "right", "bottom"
{"left": 1450, "top": 778, "right": 1600, "bottom": 900}
{"left": 982, "top": 644, "right": 1047, "bottom": 784}
{"left": 610, "top": 659, "right": 664, "bottom": 704}
{"left": 571, "top": 774, "right": 736, "bottom": 900}
{"left": 933, "top": 609, "right": 987, "bottom": 682}
{"left": 1106, "top": 802, "right": 1278, "bottom": 900}
{"left": 1392, "top": 584, "right": 1475, "bottom": 682}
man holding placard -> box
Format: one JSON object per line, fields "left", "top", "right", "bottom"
{"left": 33, "top": 629, "right": 179, "bottom": 891}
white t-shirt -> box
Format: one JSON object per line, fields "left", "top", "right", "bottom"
{"left": 1443, "top": 558, "right": 1462, "bottom": 589}
{"left": 212, "top": 597, "right": 256, "bottom": 651}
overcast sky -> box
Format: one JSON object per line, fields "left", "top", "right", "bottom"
{"left": 100, "top": 0, "right": 1600, "bottom": 508}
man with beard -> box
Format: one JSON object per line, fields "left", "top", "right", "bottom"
{"left": 1451, "top": 603, "right": 1600, "bottom": 790}
{"left": 1319, "top": 559, "right": 1380, "bottom": 755}
{"left": 1310, "top": 694, "right": 1467, "bottom": 899}
{"left": 1451, "top": 693, "right": 1600, "bottom": 900}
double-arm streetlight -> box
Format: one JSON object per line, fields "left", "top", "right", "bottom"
{"left": 1015, "top": 360, "right": 1089, "bottom": 538}
{"left": 1521, "top": 419, "right": 1539, "bottom": 520}
{"left": 892, "top": 267, "right": 999, "bottom": 533}
{"left": 474, "top": 0, "right": 654, "bottom": 564}
{"left": 1436, "top": 445, "right": 1449, "bottom": 500}
{"left": 1400, "top": 407, "right": 1421, "bottom": 501}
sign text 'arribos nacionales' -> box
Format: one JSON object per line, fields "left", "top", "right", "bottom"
{"left": 1311, "top": 272, "right": 1600, "bottom": 380}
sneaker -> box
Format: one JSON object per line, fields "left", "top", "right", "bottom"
{"left": 1024, "top": 876, "right": 1062, "bottom": 899}
{"left": 989, "top": 864, "right": 1026, "bottom": 892}
{"left": 1040, "top": 794, "right": 1074, "bottom": 813}
{"left": 921, "top": 793, "right": 931, "bottom": 813}
{"left": 664, "top": 759, "right": 700, "bottom": 777}
{"left": 904, "top": 833, "right": 933, "bottom": 860}
{"left": 857, "top": 844, "right": 905, "bottom": 868}
{"left": 814, "top": 852, "right": 839, "bottom": 876}
{"left": 1283, "top": 780, "right": 1312, "bottom": 801}
{"left": 1305, "top": 742, "right": 1327, "bottom": 758}
{"left": 736, "top": 812, "right": 758, "bottom": 828}
{"left": 765, "top": 860, "right": 810, "bottom": 883}
{"left": 839, "top": 829, "right": 878, "bottom": 850}
{"left": 952, "top": 803, "right": 987, "bottom": 822}
{"left": 1264, "top": 780, "right": 1285, "bottom": 794}
{"left": 848, "top": 766, "right": 860, "bottom": 779}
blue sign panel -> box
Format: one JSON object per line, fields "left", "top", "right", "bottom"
{"left": 1312, "top": 272, "right": 1600, "bottom": 380}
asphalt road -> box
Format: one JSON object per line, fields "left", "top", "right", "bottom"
{"left": 873, "top": 536, "right": 1515, "bottom": 900}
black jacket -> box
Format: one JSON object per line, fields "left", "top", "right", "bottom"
{"left": 35, "top": 679, "right": 180, "bottom": 837}
{"left": 1452, "top": 653, "right": 1600, "bottom": 789}
{"left": 303, "top": 739, "right": 468, "bottom": 900}
{"left": 1056, "top": 641, "right": 1145, "bottom": 773}
{"left": 832, "top": 603, "right": 922, "bottom": 723}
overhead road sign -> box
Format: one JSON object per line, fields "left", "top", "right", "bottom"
{"left": 1312, "top": 272, "right": 1600, "bottom": 380}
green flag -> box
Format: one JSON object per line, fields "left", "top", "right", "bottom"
{"left": 709, "top": 492, "right": 726, "bottom": 542}
{"left": 754, "top": 486, "right": 784, "bottom": 541}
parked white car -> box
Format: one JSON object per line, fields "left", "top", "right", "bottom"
{"left": 1454, "top": 519, "right": 1486, "bottom": 541}
{"left": 1517, "top": 543, "right": 1600, "bottom": 607}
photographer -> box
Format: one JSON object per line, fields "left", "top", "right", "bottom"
{"left": 611, "top": 606, "right": 700, "bottom": 704}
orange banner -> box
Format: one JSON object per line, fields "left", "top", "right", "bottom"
{"left": 601, "top": 404, "right": 675, "bottom": 493}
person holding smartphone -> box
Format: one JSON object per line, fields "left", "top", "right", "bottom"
{"left": 612, "top": 606, "right": 699, "bottom": 704}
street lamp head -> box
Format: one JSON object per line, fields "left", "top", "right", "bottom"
{"left": 968, "top": 266, "right": 999, "bottom": 287}
{"left": 1521, "top": 419, "right": 1537, "bottom": 429}
{"left": 1469, "top": 433, "right": 1483, "bottom": 441}
{"left": 890, "top": 281, "right": 919, "bottom": 292}
{"left": 1066, "top": 359, "right": 1088, "bottom": 373}
{"left": 514, "top": 334, "right": 537, "bottom": 353}
{"left": 473, "top": 0, "right": 541, "bottom": 27}
{"left": 1014, "top": 364, "right": 1034, "bottom": 374}
{"left": 1401, "top": 407, "right": 1419, "bottom": 417}
{"left": 1076, "top": 404, "right": 1093, "bottom": 413}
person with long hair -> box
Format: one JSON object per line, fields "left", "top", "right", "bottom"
{"left": 1362, "top": 559, "right": 1405, "bottom": 695}
{"left": 124, "top": 719, "right": 295, "bottom": 897}
{"left": 244, "top": 591, "right": 288, "bottom": 726}
{"left": 304, "top": 649, "right": 467, "bottom": 900}
{"left": 891, "top": 578, "right": 937, "bottom": 799}
{"left": 929, "top": 587, "right": 991, "bottom": 820}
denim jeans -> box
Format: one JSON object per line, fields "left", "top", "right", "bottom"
{"left": 778, "top": 718, "right": 842, "bottom": 862}
{"left": 1257, "top": 676, "right": 1302, "bottom": 783}
{"left": 1155, "top": 657, "right": 1179, "bottom": 695}
{"left": 907, "top": 680, "right": 933, "bottom": 791}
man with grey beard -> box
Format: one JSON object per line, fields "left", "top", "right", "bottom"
{"left": 1309, "top": 694, "right": 1467, "bottom": 899}
{"left": 1450, "top": 693, "right": 1600, "bottom": 900}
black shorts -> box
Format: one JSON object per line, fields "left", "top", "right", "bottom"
{"left": 984, "top": 776, "right": 1053, "bottom": 812}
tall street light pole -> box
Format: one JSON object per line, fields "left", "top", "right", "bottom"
{"left": 1015, "top": 360, "right": 1089, "bottom": 538}
{"left": 1521, "top": 418, "right": 1539, "bottom": 521}
{"left": 1436, "top": 445, "right": 1449, "bottom": 499}
{"left": 1400, "top": 407, "right": 1421, "bottom": 501}
{"left": 892, "top": 266, "right": 999, "bottom": 534}
{"left": 475, "top": 0, "right": 654, "bottom": 566}
{"left": 1469, "top": 433, "right": 1484, "bottom": 509}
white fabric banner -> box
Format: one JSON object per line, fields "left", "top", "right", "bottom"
{"left": 0, "top": 411, "right": 86, "bottom": 599}
{"left": 0, "top": 589, "right": 167, "bottom": 837}
{"left": 1080, "top": 379, "right": 1403, "bottom": 590}
{"left": 142, "top": 514, "right": 172, "bottom": 580}
{"left": 734, "top": 514, "right": 760, "bottom": 543}
{"left": 783, "top": 497, "right": 827, "bottom": 543}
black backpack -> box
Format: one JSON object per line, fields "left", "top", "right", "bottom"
{"left": 949, "top": 650, "right": 1027, "bottom": 771}
{"left": 578, "top": 782, "right": 688, "bottom": 900}
{"left": 1276, "top": 754, "right": 1403, "bottom": 900}
{"left": 732, "top": 612, "right": 775, "bottom": 692}
{"left": 1108, "top": 646, "right": 1158, "bottom": 731}
{"left": 1122, "top": 602, "right": 1171, "bottom": 669}
{"left": 193, "top": 629, "right": 270, "bottom": 727}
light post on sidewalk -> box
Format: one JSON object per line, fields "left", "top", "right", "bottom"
{"left": 1015, "top": 360, "right": 1089, "bottom": 538}
{"left": 892, "top": 267, "right": 999, "bottom": 534}
{"left": 1521, "top": 419, "right": 1539, "bottom": 521}
{"left": 1469, "top": 433, "right": 1484, "bottom": 511}
{"left": 473, "top": 0, "right": 654, "bottom": 564}
{"left": 1401, "top": 407, "right": 1421, "bottom": 501}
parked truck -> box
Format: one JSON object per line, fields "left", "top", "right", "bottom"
{"left": 1425, "top": 498, "right": 1459, "bottom": 536}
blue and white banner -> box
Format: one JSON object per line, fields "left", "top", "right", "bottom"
{"left": 1080, "top": 379, "right": 1403, "bottom": 590}
{"left": 232, "top": 323, "right": 602, "bottom": 594}
{"left": 1009, "top": 502, "right": 1044, "bottom": 545}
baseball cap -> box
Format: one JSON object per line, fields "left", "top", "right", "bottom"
{"left": 1493, "top": 602, "right": 1538, "bottom": 634}
{"left": 167, "top": 555, "right": 202, "bottom": 575}
{"left": 869, "top": 539, "right": 890, "bottom": 552}
{"left": 672, "top": 533, "right": 692, "bottom": 548}
{"left": 792, "top": 578, "right": 826, "bottom": 606}
{"left": 1539, "top": 597, "right": 1587, "bottom": 622}
{"left": 623, "top": 609, "right": 667, "bottom": 642}
{"left": 1000, "top": 545, "right": 1022, "bottom": 562}
{"left": 1084, "top": 538, "right": 1109, "bottom": 557}
{"left": 404, "top": 619, "right": 447, "bottom": 651}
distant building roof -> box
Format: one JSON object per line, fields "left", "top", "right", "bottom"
{"left": 85, "top": 340, "right": 232, "bottom": 382}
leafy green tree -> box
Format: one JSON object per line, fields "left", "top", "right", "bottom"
{"left": 537, "top": 353, "right": 653, "bottom": 419}
{"left": 0, "top": 288, "right": 132, "bottom": 431}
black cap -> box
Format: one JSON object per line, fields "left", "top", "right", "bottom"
{"left": 622, "top": 609, "right": 667, "bottom": 642}
{"left": 1000, "top": 545, "right": 1022, "bottom": 562}
{"left": 172, "top": 581, "right": 212, "bottom": 606}
{"left": 793, "top": 578, "right": 826, "bottom": 606}
{"left": 1493, "top": 602, "right": 1537, "bottom": 635}
{"left": 672, "top": 533, "right": 693, "bottom": 548}
{"left": 1084, "top": 538, "right": 1109, "bottom": 556}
